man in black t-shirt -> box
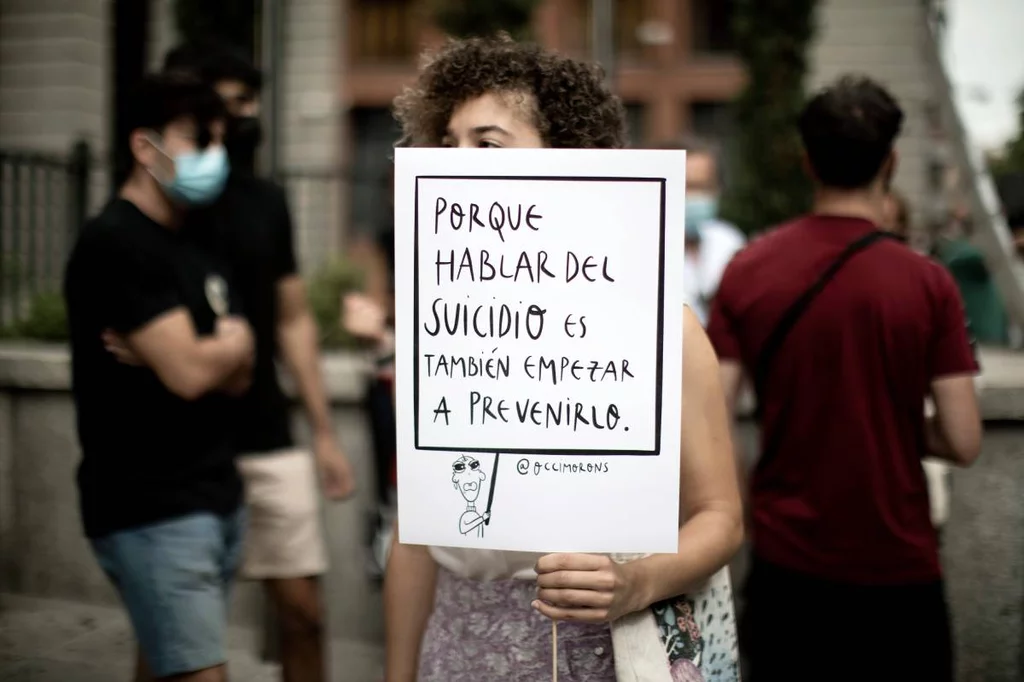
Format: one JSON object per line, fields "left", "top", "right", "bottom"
{"left": 65, "top": 74, "right": 254, "bottom": 681}
{"left": 144, "top": 41, "right": 356, "bottom": 682}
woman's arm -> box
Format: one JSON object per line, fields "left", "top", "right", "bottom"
{"left": 627, "top": 308, "right": 744, "bottom": 604}
{"left": 534, "top": 308, "right": 744, "bottom": 621}
{"left": 384, "top": 524, "right": 438, "bottom": 682}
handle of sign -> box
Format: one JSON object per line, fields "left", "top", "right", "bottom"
{"left": 552, "top": 620, "right": 558, "bottom": 682}
{"left": 484, "top": 453, "right": 499, "bottom": 525}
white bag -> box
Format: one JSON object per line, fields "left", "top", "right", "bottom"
{"left": 923, "top": 458, "right": 951, "bottom": 528}
{"left": 611, "top": 557, "right": 740, "bottom": 682}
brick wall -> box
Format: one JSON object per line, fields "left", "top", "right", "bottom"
{"left": 147, "top": 0, "right": 177, "bottom": 70}
{"left": 279, "top": 0, "right": 347, "bottom": 273}
{"left": 808, "top": 0, "right": 945, "bottom": 251}
{"left": 0, "top": 0, "right": 112, "bottom": 286}
{"left": 0, "top": 0, "right": 111, "bottom": 158}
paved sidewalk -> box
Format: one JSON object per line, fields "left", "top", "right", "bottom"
{"left": 0, "top": 594, "right": 384, "bottom": 681}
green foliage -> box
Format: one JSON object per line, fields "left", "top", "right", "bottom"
{"left": 306, "top": 258, "right": 367, "bottom": 350}
{"left": 430, "top": 0, "right": 542, "bottom": 40}
{"left": 173, "top": 0, "right": 257, "bottom": 56}
{"left": 1, "top": 292, "right": 69, "bottom": 342}
{"left": 989, "top": 89, "right": 1024, "bottom": 178}
{"left": 2, "top": 260, "right": 367, "bottom": 352}
{"left": 719, "top": 0, "right": 818, "bottom": 235}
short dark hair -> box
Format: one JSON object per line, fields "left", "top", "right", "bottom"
{"left": 125, "top": 72, "right": 226, "bottom": 149}
{"left": 163, "top": 39, "right": 263, "bottom": 91}
{"left": 395, "top": 34, "right": 626, "bottom": 149}
{"left": 798, "top": 75, "right": 904, "bottom": 189}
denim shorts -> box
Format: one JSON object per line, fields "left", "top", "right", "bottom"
{"left": 90, "top": 507, "right": 246, "bottom": 678}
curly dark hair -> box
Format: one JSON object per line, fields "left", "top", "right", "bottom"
{"left": 394, "top": 35, "right": 627, "bottom": 149}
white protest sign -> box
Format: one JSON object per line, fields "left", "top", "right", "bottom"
{"left": 394, "top": 148, "right": 686, "bottom": 554}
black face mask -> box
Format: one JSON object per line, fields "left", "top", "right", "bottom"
{"left": 225, "top": 116, "right": 263, "bottom": 172}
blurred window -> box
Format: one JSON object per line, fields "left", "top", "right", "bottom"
{"left": 691, "top": 0, "right": 737, "bottom": 54}
{"left": 625, "top": 103, "right": 646, "bottom": 146}
{"left": 352, "top": 0, "right": 417, "bottom": 63}
{"left": 575, "top": 0, "right": 648, "bottom": 62}
{"left": 350, "top": 107, "right": 402, "bottom": 235}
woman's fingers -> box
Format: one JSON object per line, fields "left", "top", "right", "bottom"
{"left": 536, "top": 569, "right": 616, "bottom": 592}
{"left": 531, "top": 599, "right": 607, "bottom": 623}
{"left": 534, "top": 554, "right": 634, "bottom": 623}
{"left": 536, "top": 587, "right": 613, "bottom": 609}
{"left": 535, "top": 553, "right": 610, "bottom": 574}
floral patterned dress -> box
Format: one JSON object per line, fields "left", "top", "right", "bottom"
{"left": 651, "top": 567, "right": 741, "bottom": 681}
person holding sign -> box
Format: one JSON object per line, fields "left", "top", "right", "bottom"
{"left": 383, "top": 35, "right": 743, "bottom": 682}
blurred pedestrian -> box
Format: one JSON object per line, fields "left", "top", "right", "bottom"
{"left": 708, "top": 75, "right": 982, "bottom": 682}
{"left": 159, "top": 40, "right": 355, "bottom": 682}
{"left": 66, "top": 73, "right": 253, "bottom": 682}
{"left": 881, "top": 187, "right": 910, "bottom": 240}
{"left": 383, "top": 35, "right": 743, "bottom": 682}
{"left": 660, "top": 137, "right": 746, "bottom": 326}
{"left": 882, "top": 189, "right": 963, "bottom": 532}
{"left": 345, "top": 165, "right": 400, "bottom": 579}
{"left": 932, "top": 206, "right": 1010, "bottom": 346}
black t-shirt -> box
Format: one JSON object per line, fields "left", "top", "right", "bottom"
{"left": 186, "top": 173, "right": 298, "bottom": 454}
{"left": 64, "top": 199, "right": 243, "bottom": 538}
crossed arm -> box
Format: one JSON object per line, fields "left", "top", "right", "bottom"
{"left": 111, "top": 309, "right": 255, "bottom": 401}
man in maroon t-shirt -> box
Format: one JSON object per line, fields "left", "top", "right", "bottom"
{"left": 708, "top": 76, "right": 981, "bottom": 682}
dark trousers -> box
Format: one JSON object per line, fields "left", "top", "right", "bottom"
{"left": 364, "top": 375, "right": 397, "bottom": 507}
{"left": 740, "top": 556, "right": 954, "bottom": 682}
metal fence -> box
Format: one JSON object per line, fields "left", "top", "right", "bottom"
{"left": 277, "top": 166, "right": 389, "bottom": 272}
{"left": 0, "top": 140, "right": 92, "bottom": 329}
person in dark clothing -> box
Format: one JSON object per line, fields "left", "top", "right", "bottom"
{"left": 708, "top": 75, "right": 982, "bottom": 682}
{"left": 365, "top": 222, "right": 397, "bottom": 504}
{"left": 102, "top": 42, "right": 355, "bottom": 682}
{"left": 165, "top": 41, "right": 355, "bottom": 682}
{"left": 65, "top": 73, "right": 253, "bottom": 682}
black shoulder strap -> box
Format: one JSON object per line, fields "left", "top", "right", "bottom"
{"left": 752, "top": 230, "right": 898, "bottom": 468}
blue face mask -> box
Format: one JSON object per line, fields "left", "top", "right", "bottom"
{"left": 685, "top": 193, "right": 719, "bottom": 239}
{"left": 149, "top": 139, "right": 230, "bottom": 206}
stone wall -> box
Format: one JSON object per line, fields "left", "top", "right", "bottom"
{"left": 0, "top": 343, "right": 384, "bottom": 644}
{"left": 1, "top": 342, "right": 1023, "bottom": 678}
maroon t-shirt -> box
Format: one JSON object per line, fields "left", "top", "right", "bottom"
{"left": 707, "top": 215, "right": 978, "bottom": 585}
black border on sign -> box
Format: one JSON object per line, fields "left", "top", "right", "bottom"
{"left": 413, "top": 175, "right": 668, "bottom": 457}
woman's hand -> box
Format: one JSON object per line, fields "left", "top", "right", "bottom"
{"left": 101, "top": 329, "right": 143, "bottom": 366}
{"left": 342, "top": 292, "right": 388, "bottom": 342}
{"left": 532, "top": 553, "right": 646, "bottom": 623}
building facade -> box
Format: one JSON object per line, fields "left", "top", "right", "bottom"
{"left": 343, "top": 0, "right": 746, "bottom": 236}
{"left": 1, "top": 0, "right": 1010, "bottom": 289}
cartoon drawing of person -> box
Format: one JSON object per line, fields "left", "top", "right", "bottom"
{"left": 452, "top": 455, "right": 490, "bottom": 537}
